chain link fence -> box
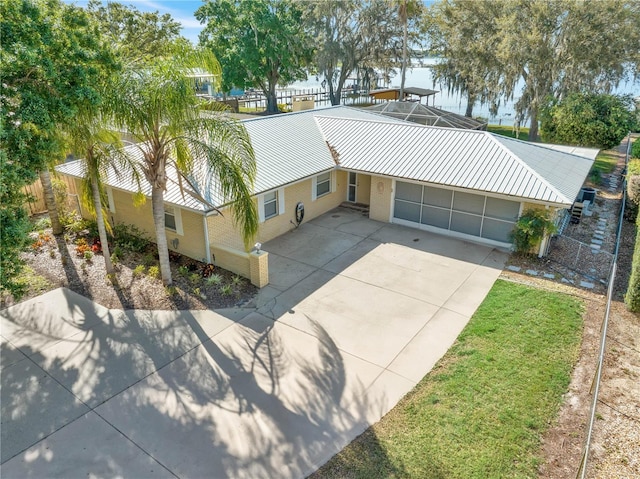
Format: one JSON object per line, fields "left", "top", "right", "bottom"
{"left": 547, "top": 235, "right": 614, "bottom": 283}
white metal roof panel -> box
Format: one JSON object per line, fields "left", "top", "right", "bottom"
{"left": 56, "top": 106, "right": 396, "bottom": 210}
{"left": 241, "top": 106, "right": 398, "bottom": 194}
{"left": 315, "top": 116, "right": 594, "bottom": 206}
{"left": 55, "top": 144, "right": 210, "bottom": 212}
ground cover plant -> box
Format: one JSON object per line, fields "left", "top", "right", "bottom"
{"left": 1, "top": 214, "right": 256, "bottom": 310}
{"left": 312, "top": 280, "right": 583, "bottom": 479}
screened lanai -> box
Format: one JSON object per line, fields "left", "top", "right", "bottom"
{"left": 365, "top": 101, "right": 487, "bottom": 130}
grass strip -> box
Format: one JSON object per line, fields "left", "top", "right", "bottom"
{"left": 487, "top": 125, "right": 530, "bottom": 141}
{"left": 313, "top": 280, "right": 583, "bottom": 479}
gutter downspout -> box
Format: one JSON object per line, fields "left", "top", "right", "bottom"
{"left": 203, "top": 213, "right": 213, "bottom": 264}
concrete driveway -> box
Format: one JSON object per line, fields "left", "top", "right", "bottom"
{"left": 1, "top": 207, "right": 506, "bottom": 478}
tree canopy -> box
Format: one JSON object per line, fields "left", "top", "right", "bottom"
{"left": 196, "top": 0, "right": 313, "bottom": 113}
{"left": 540, "top": 93, "right": 637, "bottom": 150}
{"left": 303, "top": 0, "right": 423, "bottom": 106}
{"left": 87, "top": 0, "right": 183, "bottom": 63}
{"left": 0, "top": 0, "right": 114, "bottom": 296}
{"left": 429, "top": 0, "right": 640, "bottom": 140}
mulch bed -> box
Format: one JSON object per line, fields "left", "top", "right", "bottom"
{"left": 3, "top": 226, "right": 257, "bottom": 311}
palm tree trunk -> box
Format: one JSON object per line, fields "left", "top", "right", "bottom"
{"left": 151, "top": 186, "right": 172, "bottom": 285}
{"left": 91, "top": 174, "right": 113, "bottom": 274}
{"left": 40, "top": 169, "right": 63, "bottom": 235}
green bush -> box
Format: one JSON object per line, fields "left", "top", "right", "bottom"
{"left": 625, "top": 215, "right": 640, "bottom": 311}
{"left": 631, "top": 139, "right": 640, "bottom": 159}
{"left": 112, "top": 223, "right": 150, "bottom": 253}
{"left": 510, "top": 209, "right": 557, "bottom": 255}
{"left": 147, "top": 265, "right": 160, "bottom": 279}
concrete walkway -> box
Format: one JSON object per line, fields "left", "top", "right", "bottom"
{"left": 1, "top": 208, "right": 506, "bottom": 478}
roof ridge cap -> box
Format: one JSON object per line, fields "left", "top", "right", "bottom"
{"left": 314, "top": 114, "right": 487, "bottom": 133}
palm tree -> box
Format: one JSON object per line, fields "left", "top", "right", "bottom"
{"left": 107, "top": 47, "right": 258, "bottom": 285}
{"left": 64, "top": 113, "right": 140, "bottom": 275}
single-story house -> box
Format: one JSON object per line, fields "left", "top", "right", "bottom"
{"left": 56, "top": 106, "right": 597, "bottom": 287}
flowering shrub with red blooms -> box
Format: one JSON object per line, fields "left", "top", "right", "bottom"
{"left": 91, "top": 238, "right": 102, "bottom": 254}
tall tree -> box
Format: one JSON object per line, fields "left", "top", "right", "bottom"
{"left": 0, "top": 0, "right": 113, "bottom": 295}
{"left": 304, "top": 0, "right": 422, "bottom": 106}
{"left": 64, "top": 112, "right": 141, "bottom": 275}
{"left": 197, "top": 0, "right": 313, "bottom": 114}
{"left": 429, "top": 0, "right": 640, "bottom": 138}
{"left": 107, "top": 47, "right": 258, "bottom": 285}
{"left": 427, "top": 0, "right": 504, "bottom": 118}
{"left": 87, "top": 0, "right": 183, "bottom": 63}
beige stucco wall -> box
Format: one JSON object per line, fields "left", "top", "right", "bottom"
{"left": 207, "top": 171, "right": 347, "bottom": 251}
{"left": 368, "top": 176, "right": 394, "bottom": 222}
{"left": 355, "top": 174, "right": 372, "bottom": 205}
{"left": 106, "top": 186, "right": 208, "bottom": 262}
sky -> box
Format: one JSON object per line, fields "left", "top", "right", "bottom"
{"left": 65, "top": 1, "right": 206, "bottom": 43}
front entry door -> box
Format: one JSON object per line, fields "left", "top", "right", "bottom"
{"left": 348, "top": 172, "right": 357, "bottom": 202}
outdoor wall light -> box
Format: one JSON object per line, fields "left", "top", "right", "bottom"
{"left": 254, "top": 242, "right": 262, "bottom": 253}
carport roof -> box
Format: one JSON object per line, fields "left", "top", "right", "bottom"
{"left": 315, "top": 116, "right": 595, "bottom": 206}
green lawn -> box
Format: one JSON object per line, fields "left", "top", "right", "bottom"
{"left": 487, "top": 124, "right": 530, "bottom": 141}
{"left": 592, "top": 151, "right": 619, "bottom": 175}
{"left": 312, "top": 280, "right": 583, "bottom": 479}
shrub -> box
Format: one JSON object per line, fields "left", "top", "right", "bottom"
{"left": 625, "top": 214, "right": 640, "bottom": 311}
{"left": 219, "top": 284, "right": 233, "bottom": 296}
{"left": 189, "top": 272, "right": 201, "bottom": 285}
{"left": 206, "top": 274, "right": 222, "bottom": 286}
{"left": 32, "top": 216, "right": 51, "bottom": 231}
{"left": 510, "top": 209, "right": 557, "bottom": 255}
{"left": 112, "top": 223, "right": 150, "bottom": 253}
{"left": 631, "top": 139, "right": 640, "bottom": 159}
{"left": 231, "top": 275, "right": 243, "bottom": 286}
{"left": 178, "top": 265, "right": 190, "bottom": 277}
{"left": 147, "top": 265, "right": 160, "bottom": 279}
{"left": 133, "top": 265, "right": 146, "bottom": 277}
{"left": 142, "top": 253, "right": 156, "bottom": 267}
{"left": 84, "top": 250, "right": 93, "bottom": 261}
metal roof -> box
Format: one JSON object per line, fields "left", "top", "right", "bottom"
{"left": 315, "top": 116, "right": 595, "bottom": 206}
{"left": 537, "top": 143, "right": 600, "bottom": 161}
{"left": 365, "top": 101, "right": 486, "bottom": 130}
{"left": 56, "top": 144, "right": 210, "bottom": 212}
{"left": 55, "top": 106, "right": 394, "bottom": 211}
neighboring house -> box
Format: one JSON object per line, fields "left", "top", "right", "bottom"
{"left": 55, "top": 106, "right": 597, "bottom": 287}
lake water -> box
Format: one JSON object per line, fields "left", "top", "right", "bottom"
{"left": 286, "top": 58, "right": 640, "bottom": 127}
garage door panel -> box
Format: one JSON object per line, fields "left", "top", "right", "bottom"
{"left": 485, "top": 197, "right": 519, "bottom": 221}
{"left": 452, "top": 191, "right": 484, "bottom": 215}
{"left": 481, "top": 218, "right": 514, "bottom": 242}
{"left": 393, "top": 181, "right": 518, "bottom": 245}
{"left": 423, "top": 186, "right": 452, "bottom": 208}
{"left": 450, "top": 212, "right": 482, "bottom": 236}
{"left": 396, "top": 182, "right": 422, "bottom": 203}
{"left": 394, "top": 200, "right": 421, "bottom": 222}
{"left": 420, "top": 206, "right": 450, "bottom": 229}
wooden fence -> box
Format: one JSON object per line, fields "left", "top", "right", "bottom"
{"left": 22, "top": 174, "right": 80, "bottom": 216}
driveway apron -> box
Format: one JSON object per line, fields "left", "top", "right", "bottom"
{"left": 1, "top": 207, "right": 506, "bottom": 478}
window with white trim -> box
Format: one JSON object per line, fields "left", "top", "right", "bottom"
{"left": 263, "top": 191, "right": 277, "bottom": 220}
{"left": 164, "top": 205, "right": 183, "bottom": 235}
{"left": 258, "top": 188, "right": 285, "bottom": 223}
{"left": 315, "top": 172, "right": 331, "bottom": 198}
{"left": 165, "top": 206, "right": 177, "bottom": 231}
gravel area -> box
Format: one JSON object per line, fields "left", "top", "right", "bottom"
{"left": 2, "top": 227, "right": 257, "bottom": 310}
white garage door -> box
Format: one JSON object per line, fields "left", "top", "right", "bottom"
{"left": 393, "top": 181, "right": 520, "bottom": 244}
